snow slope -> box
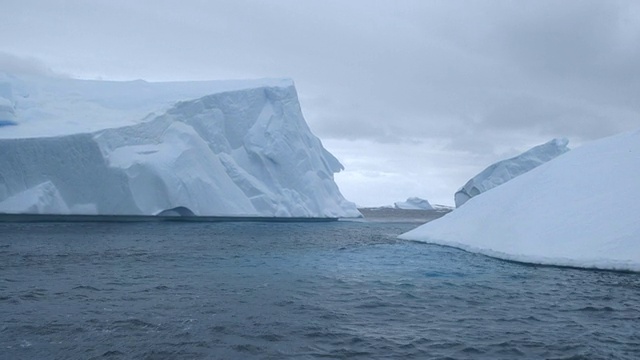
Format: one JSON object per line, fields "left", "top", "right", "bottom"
{"left": 394, "top": 197, "right": 434, "bottom": 210}
{"left": 0, "top": 73, "right": 360, "bottom": 217}
{"left": 455, "top": 138, "right": 570, "bottom": 207}
{"left": 400, "top": 130, "right": 640, "bottom": 272}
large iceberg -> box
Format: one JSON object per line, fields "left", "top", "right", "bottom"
{"left": 0, "top": 73, "right": 360, "bottom": 218}
{"left": 454, "top": 138, "right": 570, "bottom": 207}
{"left": 400, "top": 129, "right": 640, "bottom": 272}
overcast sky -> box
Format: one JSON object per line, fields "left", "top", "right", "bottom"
{"left": 1, "top": 0, "right": 639, "bottom": 206}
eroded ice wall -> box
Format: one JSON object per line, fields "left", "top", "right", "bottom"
{"left": 0, "top": 74, "right": 359, "bottom": 217}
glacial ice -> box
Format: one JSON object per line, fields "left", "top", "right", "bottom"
{"left": 394, "top": 197, "right": 434, "bottom": 210}
{"left": 0, "top": 181, "right": 70, "bottom": 214}
{"left": 0, "top": 73, "right": 360, "bottom": 217}
{"left": 400, "top": 129, "right": 640, "bottom": 272}
{"left": 455, "top": 138, "right": 570, "bottom": 207}
{"left": 0, "top": 84, "right": 16, "bottom": 126}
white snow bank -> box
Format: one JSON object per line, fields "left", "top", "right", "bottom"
{"left": 0, "top": 74, "right": 360, "bottom": 217}
{"left": 394, "top": 197, "right": 434, "bottom": 210}
{"left": 400, "top": 130, "right": 640, "bottom": 272}
{"left": 455, "top": 138, "right": 570, "bottom": 207}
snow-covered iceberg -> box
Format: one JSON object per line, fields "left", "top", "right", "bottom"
{"left": 455, "top": 138, "right": 570, "bottom": 207}
{"left": 400, "top": 130, "right": 640, "bottom": 272}
{"left": 394, "top": 197, "right": 434, "bottom": 210}
{"left": 0, "top": 73, "right": 360, "bottom": 218}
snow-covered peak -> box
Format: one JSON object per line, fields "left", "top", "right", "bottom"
{"left": 455, "top": 138, "right": 570, "bottom": 207}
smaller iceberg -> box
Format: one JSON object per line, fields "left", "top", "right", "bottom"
{"left": 400, "top": 129, "right": 640, "bottom": 272}
{"left": 394, "top": 197, "right": 434, "bottom": 210}
{"left": 455, "top": 138, "right": 570, "bottom": 207}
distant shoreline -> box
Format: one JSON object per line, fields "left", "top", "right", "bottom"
{"left": 357, "top": 207, "right": 451, "bottom": 223}
{"left": 0, "top": 208, "right": 452, "bottom": 224}
{"left": 0, "top": 213, "right": 340, "bottom": 223}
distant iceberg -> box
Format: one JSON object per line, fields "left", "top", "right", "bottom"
{"left": 0, "top": 73, "right": 360, "bottom": 218}
{"left": 394, "top": 197, "right": 434, "bottom": 210}
{"left": 400, "top": 130, "right": 640, "bottom": 272}
{"left": 455, "top": 138, "right": 570, "bottom": 207}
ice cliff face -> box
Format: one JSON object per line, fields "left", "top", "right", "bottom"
{"left": 455, "top": 138, "right": 570, "bottom": 207}
{"left": 0, "top": 80, "right": 16, "bottom": 126}
{"left": 0, "top": 74, "right": 360, "bottom": 217}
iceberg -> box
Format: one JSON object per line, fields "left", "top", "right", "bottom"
{"left": 455, "top": 138, "right": 570, "bottom": 207}
{"left": 399, "top": 129, "right": 640, "bottom": 272}
{"left": 0, "top": 73, "right": 360, "bottom": 218}
{"left": 394, "top": 197, "right": 434, "bottom": 210}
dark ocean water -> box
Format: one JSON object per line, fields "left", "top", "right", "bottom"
{"left": 1, "top": 218, "right": 639, "bottom": 359}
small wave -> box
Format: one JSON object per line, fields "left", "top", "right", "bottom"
{"left": 110, "top": 319, "right": 159, "bottom": 331}
{"left": 575, "top": 306, "right": 616, "bottom": 312}
{"left": 138, "top": 285, "right": 171, "bottom": 293}
{"left": 100, "top": 350, "right": 124, "bottom": 357}
{"left": 232, "top": 343, "right": 263, "bottom": 354}
{"left": 354, "top": 301, "right": 388, "bottom": 309}
{"left": 73, "top": 285, "right": 101, "bottom": 291}
{"left": 303, "top": 330, "right": 350, "bottom": 340}
{"left": 18, "top": 322, "right": 77, "bottom": 336}
{"left": 272, "top": 300, "right": 295, "bottom": 307}
{"left": 399, "top": 291, "right": 419, "bottom": 299}
{"left": 18, "top": 289, "right": 47, "bottom": 300}
{"left": 256, "top": 333, "right": 285, "bottom": 342}
{"left": 209, "top": 325, "right": 229, "bottom": 335}
{"left": 459, "top": 346, "right": 486, "bottom": 354}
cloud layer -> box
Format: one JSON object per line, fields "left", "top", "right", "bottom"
{"left": 1, "top": 0, "right": 638, "bottom": 205}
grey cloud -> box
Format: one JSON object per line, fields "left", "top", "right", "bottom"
{"left": 481, "top": 96, "right": 619, "bottom": 140}
{"left": 0, "top": 52, "right": 61, "bottom": 76}
{"left": 1, "top": 0, "right": 639, "bottom": 164}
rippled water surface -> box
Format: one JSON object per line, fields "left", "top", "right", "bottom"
{"left": 1, "top": 220, "right": 639, "bottom": 359}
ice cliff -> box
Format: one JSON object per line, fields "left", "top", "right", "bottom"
{"left": 0, "top": 73, "right": 360, "bottom": 217}
{"left": 455, "top": 138, "right": 570, "bottom": 207}
{"left": 400, "top": 129, "right": 640, "bottom": 272}
{"left": 0, "top": 80, "right": 16, "bottom": 126}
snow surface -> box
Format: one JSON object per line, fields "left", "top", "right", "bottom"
{"left": 400, "top": 130, "right": 640, "bottom": 272}
{"left": 455, "top": 138, "right": 570, "bottom": 207}
{"left": 394, "top": 197, "right": 434, "bottom": 210}
{"left": 0, "top": 73, "right": 360, "bottom": 217}
{"left": 0, "top": 72, "right": 292, "bottom": 139}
